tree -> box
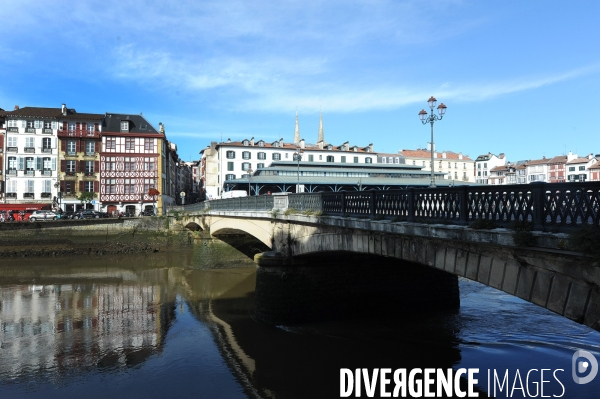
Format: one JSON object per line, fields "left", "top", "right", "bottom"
{"left": 77, "top": 192, "right": 97, "bottom": 208}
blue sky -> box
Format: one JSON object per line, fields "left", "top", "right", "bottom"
{"left": 1, "top": 0, "right": 599, "bottom": 162}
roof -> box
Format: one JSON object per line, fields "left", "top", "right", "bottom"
{"left": 547, "top": 155, "right": 567, "bottom": 164}
{"left": 567, "top": 157, "right": 592, "bottom": 164}
{"left": 526, "top": 158, "right": 549, "bottom": 165}
{"left": 103, "top": 113, "right": 160, "bottom": 134}
{"left": 217, "top": 140, "right": 373, "bottom": 153}
{"left": 268, "top": 161, "right": 422, "bottom": 170}
{"left": 2, "top": 106, "right": 103, "bottom": 120}
{"left": 399, "top": 149, "right": 472, "bottom": 160}
{"left": 588, "top": 162, "right": 600, "bottom": 170}
{"left": 225, "top": 175, "right": 466, "bottom": 187}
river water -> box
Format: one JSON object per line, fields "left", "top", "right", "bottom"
{"left": 0, "top": 244, "right": 599, "bottom": 398}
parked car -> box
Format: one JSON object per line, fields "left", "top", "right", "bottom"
{"left": 74, "top": 210, "right": 99, "bottom": 219}
{"left": 29, "top": 210, "right": 58, "bottom": 221}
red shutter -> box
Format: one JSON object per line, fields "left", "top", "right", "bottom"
{"left": 94, "top": 181, "right": 99, "bottom": 192}
{"left": 79, "top": 181, "right": 84, "bottom": 192}
{"left": 0, "top": 135, "right": 4, "bottom": 147}
{"left": 74, "top": 160, "right": 79, "bottom": 173}
{"left": 94, "top": 123, "right": 99, "bottom": 134}
{"left": 76, "top": 140, "right": 81, "bottom": 153}
{"left": 60, "top": 139, "right": 65, "bottom": 151}
{"left": 60, "top": 181, "right": 65, "bottom": 192}
{"left": 60, "top": 160, "right": 66, "bottom": 172}
{"left": 76, "top": 122, "right": 80, "bottom": 132}
{"left": 94, "top": 160, "right": 99, "bottom": 173}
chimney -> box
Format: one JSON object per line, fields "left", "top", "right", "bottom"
{"left": 427, "top": 142, "right": 435, "bottom": 152}
{"left": 368, "top": 143, "right": 373, "bottom": 153}
{"left": 442, "top": 152, "right": 447, "bottom": 159}
{"left": 342, "top": 141, "right": 349, "bottom": 151}
{"left": 250, "top": 137, "right": 254, "bottom": 146}
{"left": 14, "top": 105, "right": 19, "bottom": 110}
{"left": 279, "top": 137, "right": 283, "bottom": 147}
{"left": 299, "top": 139, "right": 305, "bottom": 149}
{"left": 61, "top": 103, "right": 67, "bottom": 116}
{"left": 318, "top": 140, "right": 324, "bottom": 150}
{"left": 227, "top": 138, "right": 231, "bottom": 143}
{"left": 458, "top": 152, "right": 463, "bottom": 160}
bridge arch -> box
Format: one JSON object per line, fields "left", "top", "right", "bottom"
{"left": 209, "top": 217, "right": 273, "bottom": 249}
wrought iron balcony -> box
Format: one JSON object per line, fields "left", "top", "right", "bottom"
{"left": 42, "top": 170, "right": 52, "bottom": 176}
{"left": 24, "top": 147, "right": 35, "bottom": 153}
{"left": 25, "top": 170, "right": 35, "bottom": 176}
{"left": 6, "top": 147, "right": 17, "bottom": 152}
{"left": 6, "top": 193, "right": 16, "bottom": 198}
{"left": 6, "top": 170, "right": 17, "bottom": 175}
{"left": 25, "top": 128, "right": 35, "bottom": 133}
{"left": 43, "top": 128, "right": 53, "bottom": 134}
{"left": 23, "top": 193, "right": 34, "bottom": 198}
{"left": 7, "top": 127, "right": 18, "bottom": 132}
{"left": 42, "top": 148, "right": 52, "bottom": 153}
{"left": 41, "top": 192, "right": 52, "bottom": 198}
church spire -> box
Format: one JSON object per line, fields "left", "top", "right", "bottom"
{"left": 318, "top": 111, "right": 324, "bottom": 143}
{"left": 293, "top": 110, "right": 300, "bottom": 144}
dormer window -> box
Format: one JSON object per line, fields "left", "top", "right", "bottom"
{"left": 272, "top": 141, "right": 279, "bottom": 148}
{"left": 121, "top": 121, "right": 129, "bottom": 132}
{"left": 327, "top": 144, "right": 332, "bottom": 150}
{"left": 243, "top": 140, "right": 249, "bottom": 146}
{"left": 258, "top": 141, "right": 265, "bottom": 147}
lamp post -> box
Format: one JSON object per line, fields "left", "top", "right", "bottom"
{"left": 247, "top": 167, "right": 253, "bottom": 196}
{"left": 53, "top": 181, "right": 62, "bottom": 212}
{"left": 419, "top": 96, "right": 447, "bottom": 188}
{"left": 293, "top": 150, "right": 303, "bottom": 193}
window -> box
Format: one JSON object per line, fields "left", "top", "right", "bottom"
{"left": 309, "top": 155, "right": 314, "bottom": 162}
{"left": 365, "top": 158, "right": 372, "bottom": 164}
{"left": 354, "top": 157, "right": 358, "bottom": 163}
{"left": 106, "top": 179, "right": 116, "bottom": 194}
{"left": 85, "top": 161, "right": 94, "bottom": 174}
{"left": 67, "top": 140, "right": 76, "bottom": 155}
{"left": 568, "top": 167, "right": 575, "bottom": 172}
{"left": 285, "top": 153, "right": 289, "bottom": 159}
{"left": 125, "top": 137, "right": 135, "bottom": 150}
{"left": 257, "top": 163, "right": 264, "bottom": 169}
{"left": 68, "top": 122, "right": 76, "bottom": 131}
{"left": 86, "top": 141, "right": 95, "bottom": 155}
{"left": 26, "top": 180, "right": 34, "bottom": 193}
{"left": 579, "top": 166, "right": 585, "bottom": 171}
{"left": 242, "top": 151, "right": 251, "bottom": 160}
{"left": 448, "top": 162, "right": 451, "bottom": 168}
{"left": 381, "top": 157, "right": 386, "bottom": 164}
{"left": 477, "top": 164, "right": 481, "bottom": 169}
{"left": 105, "top": 137, "right": 116, "bottom": 150}
{"left": 226, "top": 151, "right": 236, "bottom": 159}
{"left": 84, "top": 181, "right": 94, "bottom": 193}
{"left": 258, "top": 141, "right": 264, "bottom": 147}
{"left": 8, "top": 157, "right": 17, "bottom": 172}
{"left": 25, "top": 157, "right": 35, "bottom": 174}
{"left": 144, "top": 138, "right": 153, "bottom": 151}
{"left": 27, "top": 120, "right": 35, "bottom": 129}
{"left": 484, "top": 163, "right": 487, "bottom": 168}
{"left": 43, "top": 180, "right": 51, "bottom": 194}
{"left": 455, "top": 163, "right": 457, "bottom": 168}
{"left": 478, "top": 171, "right": 481, "bottom": 176}
{"left": 243, "top": 140, "right": 249, "bottom": 146}
{"left": 319, "top": 155, "right": 322, "bottom": 161}
{"left": 272, "top": 153, "right": 281, "bottom": 160}
{"left": 43, "top": 138, "right": 52, "bottom": 151}
{"left": 341, "top": 156, "right": 346, "bottom": 163}
{"left": 225, "top": 174, "right": 236, "bottom": 180}
{"left": 326, "top": 156, "right": 334, "bottom": 162}
{"left": 124, "top": 179, "right": 135, "bottom": 194}
{"left": 43, "top": 157, "right": 52, "bottom": 174}
{"left": 34, "top": 120, "right": 43, "bottom": 129}
{"left": 7, "top": 137, "right": 17, "bottom": 148}
{"left": 25, "top": 137, "right": 35, "bottom": 148}
{"left": 242, "top": 162, "right": 251, "bottom": 171}
{"left": 124, "top": 157, "right": 135, "bottom": 171}
{"left": 144, "top": 157, "right": 156, "bottom": 171}
{"left": 105, "top": 157, "right": 116, "bottom": 171}
{"left": 8, "top": 120, "right": 18, "bottom": 128}
{"left": 257, "top": 152, "right": 266, "bottom": 160}
{"left": 227, "top": 162, "right": 234, "bottom": 171}
{"left": 87, "top": 124, "right": 95, "bottom": 133}
{"left": 143, "top": 179, "right": 156, "bottom": 194}
{"left": 121, "top": 121, "right": 129, "bottom": 131}
{"left": 67, "top": 160, "right": 76, "bottom": 173}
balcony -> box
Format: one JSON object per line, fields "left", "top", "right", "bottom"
{"left": 41, "top": 192, "right": 52, "bottom": 198}
{"left": 25, "top": 170, "right": 35, "bottom": 176}
{"left": 7, "top": 170, "right": 17, "bottom": 176}
{"left": 43, "top": 128, "right": 53, "bottom": 134}
{"left": 25, "top": 128, "right": 35, "bottom": 133}
{"left": 65, "top": 171, "right": 76, "bottom": 177}
{"left": 23, "top": 193, "right": 34, "bottom": 199}
{"left": 84, "top": 172, "right": 95, "bottom": 177}
{"left": 7, "top": 127, "right": 18, "bottom": 132}
{"left": 6, "top": 147, "right": 17, "bottom": 152}
{"left": 42, "top": 148, "right": 52, "bottom": 153}
{"left": 6, "top": 193, "right": 16, "bottom": 198}
{"left": 57, "top": 129, "right": 100, "bottom": 138}
{"left": 24, "top": 147, "right": 35, "bottom": 153}
{"left": 42, "top": 170, "right": 52, "bottom": 176}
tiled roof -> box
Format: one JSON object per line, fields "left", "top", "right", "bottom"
{"left": 103, "top": 113, "right": 160, "bottom": 134}
{"left": 399, "top": 149, "right": 472, "bottom": 160}
{"left": 547, "top": 155, "right": 567, "bottom": 164}
{"left": 588, "top": 162, "right": 600, "bottom": 169}
{"left": 2, "top": 106, "right": 103, "bottom": 120}
{"left": 567, "top": 157, "right": 591, "bottom": 164}
{"left": 526, "top": 158, "right": 549, "bottom": 165}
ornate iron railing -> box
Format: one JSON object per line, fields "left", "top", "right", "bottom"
{"left": 171, "top": 182, "right": 600, "bottom": 229}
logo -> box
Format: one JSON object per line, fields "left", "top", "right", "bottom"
{"left": 572, "top": 350, "right": 598, "bottom": 384}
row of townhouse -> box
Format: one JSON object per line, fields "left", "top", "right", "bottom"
{"left": 200, "top": 114, "right": 476, "bottom": 198}
{"left": 0, "top": 104, "right": 195, "bottom": 215}
{"left": 474, "top": 151, "right": 600, "bottom": 185}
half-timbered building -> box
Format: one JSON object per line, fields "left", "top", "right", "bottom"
{"left": 99, "top": 113, "right": 166, "bottom": 216}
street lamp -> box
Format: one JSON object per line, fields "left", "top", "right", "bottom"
{"left": 247, "top": 167, "right": 253, "bottom": 196}
{"left": 419, "top": 96, "right": 447, "bottom": 188}
{"left": 53, "top": 181, "right": 62, "bottom": 212}
{"left": 293, "top": 150, "right": 303, "bottom": 193}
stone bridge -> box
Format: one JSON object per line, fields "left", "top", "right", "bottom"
{"left": 173, "top": 210, "right": 600, "bottom": 331}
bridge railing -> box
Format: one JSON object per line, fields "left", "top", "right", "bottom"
{"left": 171, "top": 182, "right": 600, "bottom": 229}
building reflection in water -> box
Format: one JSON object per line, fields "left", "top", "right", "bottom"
{"left": 0, "top": 260, "right": 176, "bottom": 380}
